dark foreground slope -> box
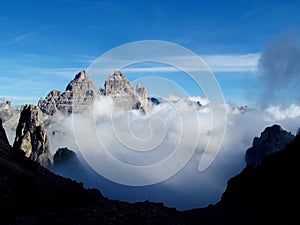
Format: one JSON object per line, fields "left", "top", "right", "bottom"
{"left": 184, "top": 133, "right": 300, "bottom": 225}
{"left": 1, "top": 115, "right": 300, "bottom": 225}
{"left": 0, "top": 118, "right": 181, "bottom": 225}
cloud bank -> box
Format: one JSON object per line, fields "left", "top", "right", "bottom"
{"left": 45, "top": 96, "right": 300, "bottom": 210}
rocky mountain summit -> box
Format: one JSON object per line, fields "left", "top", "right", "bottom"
{"left": 53, "top": 147, "right": 77, "bottom": 164}
{"left": 38, "top": 71, "right": 99, "bottom": 115}
{"left": 0, "top": 99, "right": 12, "bottom": 110}
{"left": 245, "top": 124, "right": 295, "bottom": 167}
{"left": 38, "top": 70, "right": 149, "bottom": 116}
{"left": 0, "top": 100, "right": 20, "bottom": 130}
{"left": 103, "top": 70, "right": 148, "bottom": 111}
{"left": 13, "top": 104, "right": 52, "bottom": 167}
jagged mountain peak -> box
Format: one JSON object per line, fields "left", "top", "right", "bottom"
{"left": 73, "top": 70, "right": 90, "bottom": 82}
{"left": 38, "top": 71, "right": 99, "bottom": 116}
{"left": 111, "top": 70, "right": 125, "bottom": 77}
{"left": 38, "top": 70, "right": 150, "bottom": 115}
{"left": 13, "top": 104, "right": 52, "bottom": 167}
{"left": 65, "top": 70, "right": 98, "bottom": 92}
{"left": 245, "top": 124, "right": 295, "bottom": 167}
{"left": 103, "top": 70, "right": 148, "bottom": 111}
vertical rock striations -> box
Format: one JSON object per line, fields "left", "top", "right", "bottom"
{"left": 38, "top": 71, "right": 99, "bottom": 115}
{"left": 103, "top": 71, "right": 148, "bottom": 111}
{"left": 38, "top": 70, "right": 148, "bottom": 115}
{"left": 13, "top": 105, "right": 52, "bottom": 167}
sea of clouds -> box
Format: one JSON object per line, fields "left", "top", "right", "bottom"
{"left": 44, "top": 95, "right": 300, "bottom": 210}
{"left": 4, "top": 34, "right": 300, "bottom": 210}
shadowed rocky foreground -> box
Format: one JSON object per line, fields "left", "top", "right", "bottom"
{"left": 0, "top": 118, "right": 182, "bottom": 225}
{"left": 1, "top": 115, "right": 300, "bottom": 224}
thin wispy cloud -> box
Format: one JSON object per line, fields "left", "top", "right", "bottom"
{"left": 27, "top": 67, "right": 84, "bottom": 77}
{"left": 1, "top": 65, "right": 83, "bottom": 80}
{"left": 5, "top": 51, "right": 254, "bottom": 76}
{"left": 123, "top": 66, "right": 178, "bottom": 73}
{"left": 0, "top": 32, "right": 36, "bottom": 46}
{"left": 0, "top": 53, "right": 89, "bottom": 79}
{"left": 108, "top": 53, "right": 260, "bottom": 73}
{"left": 0, "top": 95, "right": 38, "bottom": 103}
{"left": 202, "top": 53, "right": 260, "bottom": 72}
{"left": 0, "top": 77, "right": 41, "bottom": 86}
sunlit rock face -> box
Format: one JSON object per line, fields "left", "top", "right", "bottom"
{"left": 245, "top": 124, "right": 295, "bottom": 167}
{"left": 103, "top": 70, "right": 148, "bottom": 112}
{"left": 38, "top": 71, "right": 99, "bottom": 116}
{"left": 0, "top": 100, "right": 20, "bottom": 131}
{"left": 13, "top": 104, "right": 52, "bottom": 167}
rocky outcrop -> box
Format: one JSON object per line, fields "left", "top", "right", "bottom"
{"left": 0, "top": 118, "right": 9, "bottom": 145}
{"left": 103, "top": 71, "right": 148, "bottom": 111}
{"left": 136, "top": 83, "right": 148, "bottom": 104}
{"left": 0, "top": 100, "right": 12, "bottom": 110}
{"left": 13, "top": 104, "right": 52, "bottom": 167}
{"left": 51, "top": 147, "right": 87, "bottom": 182}
{"left": 148, "top": 97, "right": 160, "bottom": 105}
{"left": 182, "top": 129, "right": 300, "bottom": 225}
{"left": 1, "top": 122, "right": 183, "bottom": 225}
{"left": 38, "top": 71, "right": 99, "bottom": 115}
{"left": 39, "top": 70, "right": 150, "bottom": 115}
{"left": 214, "top": 132, "right": 300, "bottom": 225}
{"left": 53, "top": 147, "right": 77, "bottom": 164}
{"left": 0, "top": 100, "right": 20, "bottom": 130}
{"left": 245, "top": 124, "right": 294, "bottom": 167}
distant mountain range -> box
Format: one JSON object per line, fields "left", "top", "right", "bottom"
{"left": 38, "top": 70, "right": 148, "bottom": 116}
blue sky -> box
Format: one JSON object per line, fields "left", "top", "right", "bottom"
{"left": 1, "top": 0, "right": 300, "bottom": 106}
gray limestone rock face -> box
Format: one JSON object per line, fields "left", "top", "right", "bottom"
{"left": 103, "top": 71, "right": 148, "bottom": 111}
{"left": 0, "top": 100, "right": 20, "bottom": 130}
{"left": 38, "top": 71, "right": 99, "bottom": 116}
{"left": 245, "top": 124, "right": 295, "bottom": 167}
{"left": 13, "top": 104, "right": 52, "bottom": 167}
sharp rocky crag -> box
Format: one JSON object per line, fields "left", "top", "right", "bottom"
{"left": 38, "top": 71, "right": 99, "bottom": 116}
{"left": 103, "top": 70, "right": 148, "bottom": 111}
{"left": 38, "top": 70, "right": 149, "bottom": 116}
{"left": 13, "top": 104, "right": 52, "bottom": 167}
{"left": 245, "top": 124, "right": 295, "bottom": 167}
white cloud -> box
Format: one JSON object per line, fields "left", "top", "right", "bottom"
{"left": 201, "top": 53, "right": 260, "bottom": 72}
{"left": 46, "top": 96, "right": 300, "bottom": 210}
{"left": 95, "top": 53, "right": 260, "bottom": 74}
{"left": 0, "top": 32, "right": 36, "bottom": 46}
{"left": 264, "top": 104, "right": 300, "bottom": 121}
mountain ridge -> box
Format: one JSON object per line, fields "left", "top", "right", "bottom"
{"left": 0, "top": 116, "right": 184, "bottom": 225}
